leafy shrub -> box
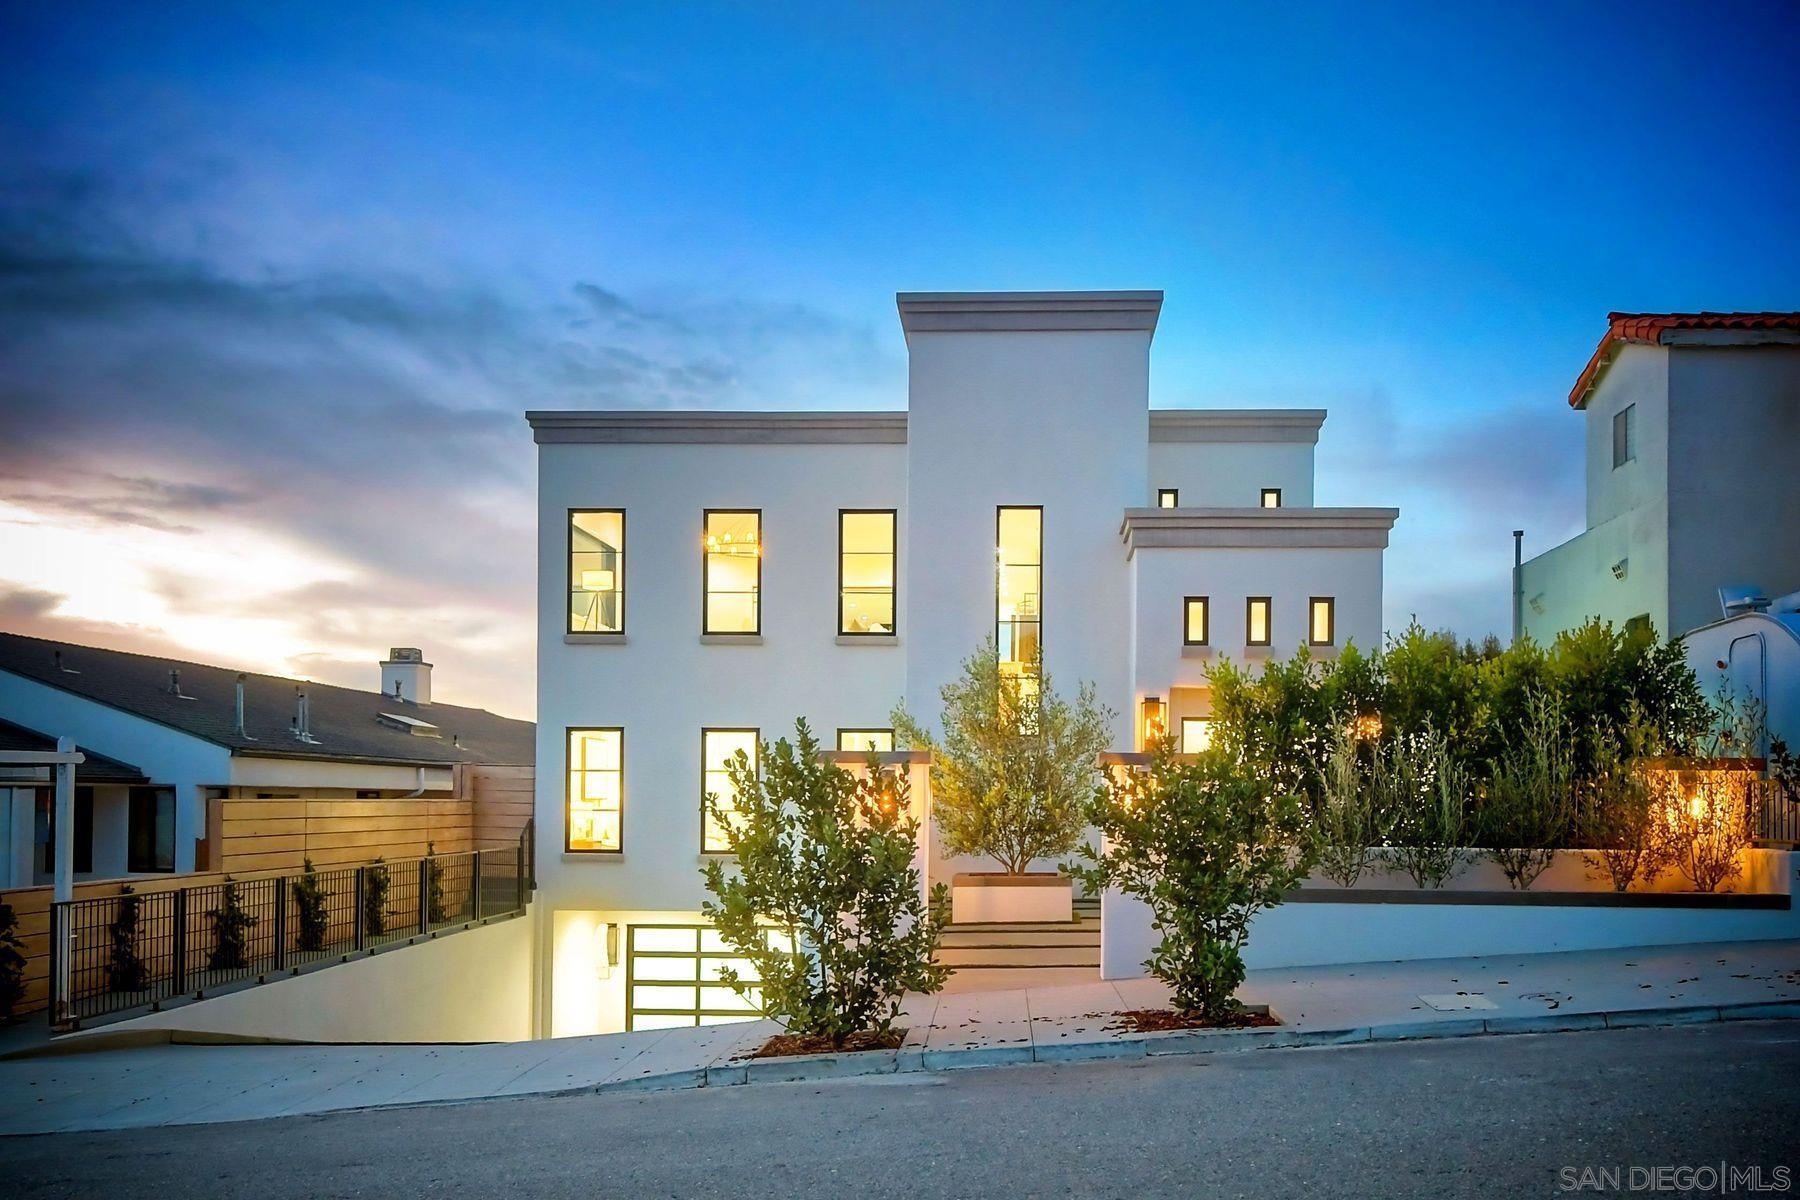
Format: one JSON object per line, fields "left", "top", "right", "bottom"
{"left": 1480, "top": 692, "right": 1576, "bottom": 889}
{"left": 108, "top": 885, "right": 149, "bottom": 993}
{"left": 701, "top": 720, "right": 949, "bottom": 1045}
{"left": 1070, "top": 750, "right": 1312, "bottom": 1020}
{"left": 0, "top": 901, "right": 25, "bottom": 1020}
{"left": 892, "top": 639, "right": 1113, "bottom": 875}
{"left": 1309, "top": 724, "right": 1387, "bottom": 886}
{"left": 206, "top": 879, "right": 258, "bottom": 971}
{"left": 292, "top": 858, "right": 329, "bottom": 952}
{"left": 1654, "top": 767, "right": 1752, "bottom": 893}
{"left": 425, "top": 843, "right": 449, "bottom": 925}
{"left": 362, "top": 859, "right": 390, "bottom": 938}
{"left": 1575, "top": 716, "right": 1666, "bottom": 892}
{"left": 1382, "top": 727, "right": 1473, "bottom": 889}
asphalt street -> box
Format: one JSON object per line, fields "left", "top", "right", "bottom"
{"left": 4, "top": 1020, "right": 1795, "bottom": 1199}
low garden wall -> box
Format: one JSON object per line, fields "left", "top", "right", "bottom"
{"left": 1100, "top": 848, "right": 1798, "bottom": 978}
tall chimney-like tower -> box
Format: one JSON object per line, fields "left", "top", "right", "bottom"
{"left": 380, "top": 647, "right": 433, "bottom": 705}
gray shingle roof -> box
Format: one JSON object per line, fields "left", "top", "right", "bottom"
{"left": 0, "top": 632, "right": 533, "bottom": 769}
{"left": 0, "top": 717, "right": 149, "bottom": 784}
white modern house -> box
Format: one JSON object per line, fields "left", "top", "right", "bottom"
{"left": 529, "top": 290, "right": 1399, "bottom": 1037}
{"left": 1515, "top": 312, "right": 1800, "bottom": 644}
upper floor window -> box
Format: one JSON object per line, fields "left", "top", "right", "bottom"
{"left": 837, "top": 728, "right": 894, "bottom": 753}
{"left": 1246, "top": 596, "right": 1272, "bottom": 647}
{"left": 1309, "top": 596, "right": 1336, "bottom": 646}
{"left": 703, "top": 510, "right": 761, "bottom": 634}
{"left": 1183, "top": 596, "right": 1210, "bottom": 646}
{"left": 1157, "top": 488, "right": 1179, "bottom": 508}
{"left": 1260, "top": 488, "right": 1282, "bottom": 509}
{"left": 569, "top": 510, "right": 624, "bottom": 634}
{"left": 567, "top": 728, "right": 623, "bottom": 852}
{"left": 1612, "top": 404, "right": 1636, "bottom": 469}
{"left": 839, "top": 510, "right": 896, "bottom": 636}
{"left": 996, "top": 506, "right": 1043, "bottom": 690}
{"left": 702, "top": 728, "right": 759, "bottom": 852}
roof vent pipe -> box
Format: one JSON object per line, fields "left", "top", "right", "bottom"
{"left": 293, "top": 687, "right": 318, "bottom": 744}
{"left": 233, "top": 674, "right": 252, "bottom": 738}
{"left": 168, "top": 668, "right": 182, "bottom": 696}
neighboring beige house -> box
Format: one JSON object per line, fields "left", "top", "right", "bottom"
{"left": 1516, "top": 312, "right": 1800, "bottom": 643}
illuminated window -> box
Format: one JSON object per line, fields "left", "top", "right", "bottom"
{"left": 1612, "top": 404, "right": 1636, "bottom": 469}
{"left": 836, "top": 729, "right": 894, "bottom": 753}
{"left": 1246, "top": 596, "right": 1272, "bottom": 647}
{"left": 839, "top": 510, "right": 896, "bottom": 636}
{"left": 997, "top": 506, "right": 1042, "bottom": 689}
{"left": 1309, "top": 597, "right": 1336, "bottom": 646}
{"left": 569, "top": 510, "right": 624, "bottom": 634}
{"left": 1183, "top": 596, "right": 1210, "bottom": 646}
{"left": 1157, "top": 488, "right": 1179, "bottom": 508}
{"left": 625, "top": 924, "right": 776, "bottom": 1031}
{"left": 566, "top": 728, "right": 622, "bottom": 852}
{"left": 1260, "top": 488, "right": 1282, "bottom": 509}
{"left": 702, "top": 728, "right": 759, "bottom": 852}
{"left": 703, "top": 510, "right": 761, "bottom": 634}
{"left": 1180, "top": 718, "right": 1213, "bottom": 754}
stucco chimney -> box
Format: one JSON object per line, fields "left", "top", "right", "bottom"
{"left": 380, "top": 647, "right": 432, "bottom": 705}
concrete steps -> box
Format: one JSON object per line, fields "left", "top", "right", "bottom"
{"left": 935, "top": 915, "right": 1102, "bottom": 980}
{"left": 937, "top": 944, "right": 1101, "bottom": 968}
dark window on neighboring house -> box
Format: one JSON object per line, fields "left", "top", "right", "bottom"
{"left": 1624, "top": 613, "right": 1653, "bottom": 638}
{"left": 39, "top": 786, "right": 94, "bottom": 874}
{"left": 128, "top": 787, "right": 176, "bottom": 873}
{"left": 1612, "top": 404, "right": 1636, "bottom": 469}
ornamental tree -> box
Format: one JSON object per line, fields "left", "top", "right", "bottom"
{"left": 892, "top": 639, "right": 1114, "bottom": 876}
{"left": 1069, "top": 748, "right": 1312, "bottom": 1020}
{"left": 701, "top": 719, "right": 949, "bottom": 1046}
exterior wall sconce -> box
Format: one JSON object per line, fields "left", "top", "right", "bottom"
{"left": 1141, "top": 695, "right": 1167, "bottom": 749}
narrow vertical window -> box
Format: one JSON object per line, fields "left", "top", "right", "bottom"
{"left": 1612, "top": 403, "right": 1636, "bottom": 468}
{"left": 1157, "top": 488, "right": 1179, "bottom": 508}
{"left": 996, "top": 506, "right": 1043, "bottom": 692}
{"left": 1259, "top": 488, "right": 1282, "bottom": 509}
{"left": 1179, "top": 718, "right": 1213, "bottom": 754}
{"left": 126, "top": 787, "right": 175, "bottom": 873}
{"left": 569, "top": 510, "right": 624, "bottom": 634}
{"left": 566, "top": 728, "right": 623, "bottom": 852}
{"left": 1246, "top": 596, "right": 1272, "bottom": 647}
{"left": 839, "top": 510, "right": 896, "bottom": 636}
{"left": 702, "top": 728, "right": 759, "bottom": 852}
{"left": 1309, "top": 597, "right": 1336, "bottom": 646}
{"left": 836, "top": 729, "right": 895, "bottom": 753}
{"left": 1183, "top": 596, "right": 1210, "bottom": 646}
{"left": 703, "top": 510, "right": 761, "bottom": 635}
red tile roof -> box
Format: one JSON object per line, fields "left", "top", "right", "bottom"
{"left": 1568, "top": 312, "right": 1800, "bottom": 408}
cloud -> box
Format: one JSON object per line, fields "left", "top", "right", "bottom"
{"left": 0, "top": 162, "right": 902, "bottom": 716}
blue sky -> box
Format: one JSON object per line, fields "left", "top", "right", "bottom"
{"left": 2, "top": 3, "right": 1796, "bottom": 716}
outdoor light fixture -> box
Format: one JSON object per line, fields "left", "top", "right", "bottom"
{"left": 1141, "top": 696, "right": 1166, "bottom": 748}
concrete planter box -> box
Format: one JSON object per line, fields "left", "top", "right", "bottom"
{"left": 951, "top": 872, "right": 1073, "bottom": 923}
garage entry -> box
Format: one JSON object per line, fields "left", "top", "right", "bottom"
{"left": 624, "top": 923, "right": 764, "bottom": 1031}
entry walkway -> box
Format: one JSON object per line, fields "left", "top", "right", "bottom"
{"left": 3, "top": 939, "right": 1798, "bottom": 1135}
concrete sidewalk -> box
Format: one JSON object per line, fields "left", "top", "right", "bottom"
{"left": 4, "top": 939, "right": 1798, "bottom": 1136}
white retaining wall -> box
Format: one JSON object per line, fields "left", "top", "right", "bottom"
{"left": 1102, "top": 850, "right": 1800, "bottom": 978}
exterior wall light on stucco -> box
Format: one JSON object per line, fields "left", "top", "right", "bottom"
{"left": 1141, "top": 696, "right": 1166, "bottom": 750}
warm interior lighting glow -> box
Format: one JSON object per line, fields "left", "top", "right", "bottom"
{"left": 837, "top": 729, "right": 895, "bottom": 753}
{"left": 1184, "top": 596, "right": 1209, "bottom": 645}
{"left": 1247, "top": 597, "right": 1271, "bottom": 645}
{"left": 997, "top": 506, "right": 1042, "bottom": 694}
{"left": 704, "top": 511, "right": 761, "bottom": 633}
{"left": 1309, "top": 597, "right": 1334, "bottom": 645}
{"left": 1179, "top": 717, "right": 1212, "bottom": 754}
{"left": 570, "top": 510, "right": 624, "bottom": 634}
{"left": 1141, "top": 695, "right": 1167, "bottom": 748}
{"left": 839, "top": 510, "right": 895, "bottom": 634}
{"left": 703, "top": 729, "right": 759, "bottom": 851}
{"left": 567, "top": 728, "right": 622, "bottom": 851}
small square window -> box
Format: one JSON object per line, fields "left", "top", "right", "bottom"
{"left": 1183, "top": 596, "right": 1209, "bottom": 646}
{"left": 1246, "top": 597, "right": 1272, "bottom": 646}
{"left": 1157, "top": 489, "right": 1179, "bottom": 508}
{"left": 1612, "top": 404, "right": 1636, "bottom": 469}
{"left": 1260, "top": 488, "right": 1282, "bottom": 508}
{"left": 1179, "top": 718, "right": 1213, "bottom": 754}
{"left": 1308, "top": 597, "right": 1335, "bottom": 646}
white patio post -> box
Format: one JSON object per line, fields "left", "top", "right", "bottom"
{"left": 52, "top": 736, "right": 81, "bottom": 1025}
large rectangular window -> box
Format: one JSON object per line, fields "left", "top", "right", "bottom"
{"left": 1612, "top": 403, "right": 1636, "bottom": 468}
{"left": 836, "top": 728, "right": 894, "bottom": 753}
{"left": 1246, "top": 596, "right": 1272, "bottom": 647}
{"left": 568, "top": 510, "right": 624, "bottom": 634}
{"left": 702, "top": 728, "right": 759, "bottom": 852}
{"left": 839, "top": 510, "right": 896, "bottom": 636}
{"left": 126, "top": 787, "right": 175, "bottom": 873}
{"left": 997, "top": 506, "right": 1043, "bottom": 689}
{"left": 566, "top": 728, "right": 623, "bottom": 852}
{"left": 703, "top": 510, "right": 761, "bottom": 634}
{"left": 1309, "top": 597, "right": 1336, "bottom": 646}
{"left": 1183, "top": 596, "right": 1210, "bottom": 646}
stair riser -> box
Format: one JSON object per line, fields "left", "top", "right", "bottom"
{"left": 936, "top": 947, "right": 1102, "bottom": 968}
{"left": 940, "top": 932, "right": 1100, "bottom": 949}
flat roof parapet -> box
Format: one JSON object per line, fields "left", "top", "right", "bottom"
{"left": 896, "top": 290, "right": 1163, "bottom": 338}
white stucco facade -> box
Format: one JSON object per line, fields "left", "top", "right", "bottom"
{"left": 528, "top": 290, "right": 1399, "bottom": 1036}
